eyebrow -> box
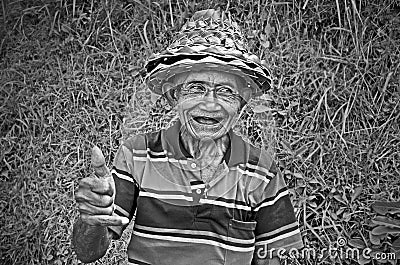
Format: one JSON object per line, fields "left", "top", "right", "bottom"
{"left": 185, "top": 80, "right": 236, "bottom": 88}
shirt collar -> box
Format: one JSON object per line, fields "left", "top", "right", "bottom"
{"left": 163, "top": 120, "right": 249, "bottom": 167}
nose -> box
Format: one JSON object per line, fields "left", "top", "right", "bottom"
{"left": 198, "top": 92, "right": 222, "bottom": 111}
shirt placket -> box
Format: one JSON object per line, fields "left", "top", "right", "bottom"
{"left": 187, "top": 159, "right": 204, "bottom": 202}
{"left": 186, "top": 159, "right": 213, "bottom": 223}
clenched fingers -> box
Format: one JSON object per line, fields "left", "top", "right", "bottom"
{"left": 78, "top": 177, "right": 114, "bottom": 196}
{"left": 77, "top": 202, "right": 114, "bottom": 216}
{"left": 75, "top": 190, "right": 113, "bottom": 207}
{"left": 81, "top": 214, "right": 129, "bottom": 226}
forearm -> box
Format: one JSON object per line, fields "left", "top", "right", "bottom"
{"left": 72, "top": 218, "right": 114, "bottom": 263}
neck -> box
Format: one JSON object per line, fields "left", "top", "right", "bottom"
{"left": 180, "top": 130, "right": 229, "bottom": 161}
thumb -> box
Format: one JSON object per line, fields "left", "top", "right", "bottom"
{"left": 91, "top": 145, "right": 110, "bottom": 178}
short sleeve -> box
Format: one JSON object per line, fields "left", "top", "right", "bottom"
{"left": 108, "top": 138, "right": 140, "bottom": 238}
{"left": 253, "top": 169, "right": 303, "bottom": 258}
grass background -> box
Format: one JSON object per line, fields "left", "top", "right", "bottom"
{"left": 0, "top": 0, "right": 399, "bottom": 264}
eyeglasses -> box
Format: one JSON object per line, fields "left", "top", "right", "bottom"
{"left": 178, "top": 81, "right": 241, "bottom": 100}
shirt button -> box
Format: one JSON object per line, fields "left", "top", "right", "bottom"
{"left": 196, "top": 189, "right": 202, "bottom": 194}
{"left": 190, "top": 163, "right": 197, "bottom": 169}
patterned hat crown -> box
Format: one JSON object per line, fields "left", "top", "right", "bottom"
{"left": 145, "top": 9, "right": 271, "bottom": 97}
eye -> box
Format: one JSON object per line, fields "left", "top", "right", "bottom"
{"left": 216, "top": 86, "right": 238, "bottom": 97}
{"left": 181, "top": 83, "right": 206, "bottom": 95}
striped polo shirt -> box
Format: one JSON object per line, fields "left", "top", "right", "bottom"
{"left": 109, "top": 120, "right": 303, "bottom": 265}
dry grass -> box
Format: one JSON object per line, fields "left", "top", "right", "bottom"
{"left": 0, "top": 0, "right": 399, "bottom": 264}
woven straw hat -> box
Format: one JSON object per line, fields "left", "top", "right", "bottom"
{"left": 145, "top": 9, "right": 271, "bottom": 98}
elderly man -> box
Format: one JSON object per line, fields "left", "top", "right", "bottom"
{"left": 73, "top": 9, "right": 303, "bottom": 265}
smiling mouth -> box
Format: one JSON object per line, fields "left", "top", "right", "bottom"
{"left": 192, "top": 116, "right": 221, "bottom": 125}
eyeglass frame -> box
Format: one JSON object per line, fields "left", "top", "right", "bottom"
{"left": 175, "top": 81, "right": 243, "bottom": 101}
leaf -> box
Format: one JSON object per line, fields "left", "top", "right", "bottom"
{"left": 308, "top": 179, "right": 322, "bottom": 185}
{"left": 337, "top": 207, "right": 345, "bottom": 216}
{"left": 333, "top": 194, "right": 347, "bottom": 205}
{"left": 357, "top": 254, "right": 370, "bottom": 265}
{"left": 351, "top": 185, "right": 363, "bottom": 203}
{"left": 264, "top": 24, "right": 275, "bottom": 37}
{"left": 371, "top": 201, "right": 400, "bottom": 215}
{"left": 307, "top": 195, "right": 317, "bottom": 201}
{"left": 277, "top": 110, "right": 288, "bottom": 116}
{"left": 331, "top": 211, "right": 338, "bottom": 220}
{"left": 371, "top": 216, "right": 400, "bottom": 229}
{"left": 252, "top": 105, "right": 272, "bottom": 113}
{"left": 294, "top": 145, "right": 308, "bottom": 157}
{"left": 348, "top": 238, "right": 366, "bottom": 248}
{"left": 369, "top": 232, "right": 384, "bottom": 245}
{"left": 128, "top": 64, "right": 141, "bottom": 72}
{"left": 371, "top": 226, "right": 400, "bottom": 235}
{"left": 392, "top": 237, "right": 400, "bottom": 251}
{"left": 259, "top": 94, "right": 273, "bottom": 101}
{"left": 308, "top": 201, "right": 317, "bottom": 208}
{"left": 296, "top": 178, "right": 306, "bottom": 188}
{"left": 260, "top": 39, "right": 271, "bottom": 49}
{"left": 281, "top": 139, "right": 292, "bottom": 152}
{"left": 293, "top": 172, "right": 303, "bottom": 179}
{"left": 343, "top": 212, "right": 352, "bottom": 222}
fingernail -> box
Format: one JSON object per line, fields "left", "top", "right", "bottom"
{"left": 92, "top": 146, "right": 105, "bottom": 167}
{"left": 121, "top": 217, "right": 129, "bottom": 225}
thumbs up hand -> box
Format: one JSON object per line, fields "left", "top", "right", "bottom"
{"left": 75, "top": 146, "right": 129, "bottom": 226}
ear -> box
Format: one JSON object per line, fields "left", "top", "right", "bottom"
{"left": 162, "top": 82, "right": 179, "bottom": 106}
{"left": 240, "top": 87, "right": 252, "bottom": 103}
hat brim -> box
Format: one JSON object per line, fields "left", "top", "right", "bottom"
{"left": 145, "top": 55, "right": 271, "bottom": 97}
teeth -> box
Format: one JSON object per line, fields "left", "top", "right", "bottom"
{"left": 194, "top": 117, "right": 219, "bottom": 125}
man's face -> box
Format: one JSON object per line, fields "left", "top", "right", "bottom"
{"left": 166, "top": 71, "right": 247, "bottom": 140}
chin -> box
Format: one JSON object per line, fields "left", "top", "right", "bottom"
{"left": 193, "top": 131, "right": 226, "bottom": 140}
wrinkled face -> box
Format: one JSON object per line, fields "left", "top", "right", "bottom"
{"left": 164, "top": 71, "right": 248, "bottom": 140}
